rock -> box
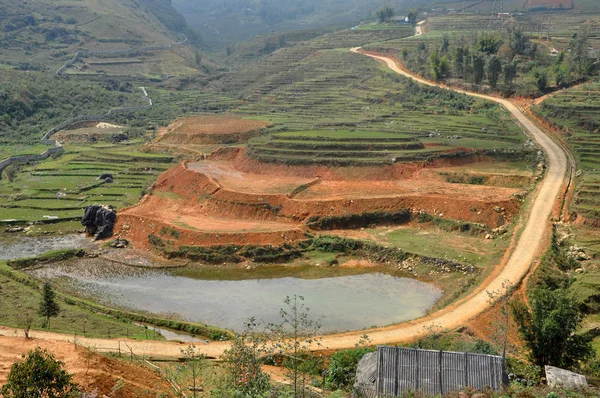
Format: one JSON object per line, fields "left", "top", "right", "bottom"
{"left": 81, "top": 204, "right": 116, "bottom": 240}
{"left": 109, "top": 238, "right": 129, "bottom": 249}
{"left": 485, "top": 234, "right": 493, "bottom": 240}
{"left": 354, "top": 352, "right": 377, "bottom": 397}
{"left": 493, "top": 206, "right": 502, "bottom": 213}
{"left": 575, "top": 268, "right": 584, "bottom": 274}
{"left": 5, "top": 226, "right": 24, "bottom": 233}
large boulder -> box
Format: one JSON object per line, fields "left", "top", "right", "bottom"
{"left": 82, "top": 204, "right": 116, "bottom": 240}
{"left": 354, "top": 351, "right": 377, "bottom": 397}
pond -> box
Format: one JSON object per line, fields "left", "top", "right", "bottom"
{"left": 30, "top": 261, "right": 443, "bottom": 333}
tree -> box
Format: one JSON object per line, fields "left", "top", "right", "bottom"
{"left": 194, "top": 50, "right": 202, "bottom": 65}
{"left": 472, "top": 53, "right": 485, "bottom": 84}
{"left": 39, "top": 282, "right": 60, "bottom": 329}
{"left": 179, "top": 345, "right": 208, "bottom": 398}
{"left": 503, "top": 61, "right": 517, "bottom": 88}
{"left": 376, "top": 6, "right": 395, "bottom": 23}
{"left": 476, "top": 33, "right": 503, "bottom": 55}
{"left": 221, "top": 318, "right": 271, "bottom": 397}
{"left": 568, "top": 27, "right": 591, "bottom": 77}
{"left": 486, "top": 55, "right": 502, "bottom": 88}
{"left": 407, "top": 8, "right": 419, "bottom": 27}
{"left": 511, "top": 287, "right": 594, "bottom": 368}
{"left": 440, "top": 33, "right": 450, "bottom": 53}
{"left": 269, "top": 295, "right": 323, "bottom": 397}
{"left": 1, "top": 347, "right": 78, "bottom": 398}
{"left": 454, "top": 46, "right": 465, "bottom": 77}
{"left": 533, "top": 69, "right": 548, "bottom": 92}
{"left": 430, "top": 51, "right": 450, "bottom": 81}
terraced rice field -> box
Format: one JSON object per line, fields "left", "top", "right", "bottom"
{"left": 534, "top": 79, "right": 600, "bottom": 256}
{"left": 224, "top": 48, "right": 529, "bottom": 166}
{"left": 0, "top": 143, "right": 173, "bottom": 224}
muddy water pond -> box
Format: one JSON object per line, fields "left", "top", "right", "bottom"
{"left": 31, "top": 260, "right": 442, "bottom": 333}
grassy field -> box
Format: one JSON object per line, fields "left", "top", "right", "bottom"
{"left": 0, "top": 142, "right": 173, "bottom": 225}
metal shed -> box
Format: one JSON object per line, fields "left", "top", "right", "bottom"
{"left": 356, "top": 346, "right": 506, "bottom": 397}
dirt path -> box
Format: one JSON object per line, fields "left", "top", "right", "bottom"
{"left": 0, "top": 49, "right": 568, "bottom": 361}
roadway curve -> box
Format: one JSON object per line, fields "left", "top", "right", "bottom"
{"left": 0, "top": 49, "right": 569, "bottom": 359}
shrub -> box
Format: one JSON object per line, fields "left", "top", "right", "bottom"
{"left": 326, "top": 347, "right": 375, "bottom": 390}
{"left": 1, "top": 347, "right": 78, "bottom": 398}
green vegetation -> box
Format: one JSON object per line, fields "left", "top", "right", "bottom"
{"left": 365, "top": 25, "right": 596, "bottom": 97}
{"left": 39, "top": 282, "right": 61, "bottom": 329}
{"left": 0, "top": 70, "right": 146, "bottom": 145}
{"left": 0, "top": 142, "right": 173, "bottom": 226}
{"left": 1, "top": 347, "right": 78, "bottom": 398}
{"left": 225, "top": 46, "right": 530, "bottom": 166}
{"left": 0, "top": 0, "right": 199, "bottom": 70}
{"left": 534, "top": 79, "right": 600, "bottom": 222}
{"left": 512, "top": 286, "right": 594, "bottom": 368}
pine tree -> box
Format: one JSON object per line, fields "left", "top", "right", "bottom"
{"left": 39, "top": 282, "right": 60, "bottom": 329}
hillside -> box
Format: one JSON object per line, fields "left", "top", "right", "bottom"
{"left": 0, "top": 0, "right": 200, "bottom": 70}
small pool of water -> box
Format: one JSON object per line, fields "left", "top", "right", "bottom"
{"left": 31, "top": 262, "right": 442, "bottom": 333}
{"left": 0, "top": 234, "right": 95, "bottom": 260}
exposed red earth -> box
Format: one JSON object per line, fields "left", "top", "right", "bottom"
{"left": 116, "top": 147, "right": 526, "bottom": 249}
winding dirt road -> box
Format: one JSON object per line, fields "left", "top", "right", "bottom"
{"left": 0, "top": 49, "right": 568, "bottom": 360}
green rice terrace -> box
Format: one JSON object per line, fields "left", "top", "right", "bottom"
{"left": 220, "top": 48, "right": 531, "bottom": 165}
{"left": 0, "top": 142, "right": 173, "bottom": 227}
{"left": 534, "top": 79, "right": 600, "bottom": 222}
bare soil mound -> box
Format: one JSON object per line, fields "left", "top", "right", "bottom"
{"left": 155, "top": 116, "right": 270, "bottom": 145}
{"left": 0, "top": 336, "right": 172, "bottom": 397}
{"left": 117, "top": 158, "right": 525, "bottom": 249}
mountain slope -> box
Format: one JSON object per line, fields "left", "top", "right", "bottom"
{"left": 0, "top": 0, "right": 200, "bottom": 69}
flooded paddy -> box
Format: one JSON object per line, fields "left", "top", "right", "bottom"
{"left": 0, "top": 234, "right": 95, "bottom": 260}
{"left": 30, "top": 259, "right": 443, "bottom": 333}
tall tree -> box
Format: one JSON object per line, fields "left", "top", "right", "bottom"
{"left": 407, "top": 8, "right": 419, "bottom": 27}
{"left": 454, "top": 46, "right": 465, "bottom": 77}
{"left": 39, "top": 282, "right": 60, "bottom": 329}
{"left": 472, "top": 53, "right": 485, "bottom": 84}
{"left": 503, "top": 61, "right": 517, "bottom": 88}
{"left": 568, "top": 27, "right": 591, "bottom": 77}
{"left": 512, "top": 287, "right": 594, "bottom": 368}
{"left": 486, "top": 55, "right": 502, "bottom": 88}
{"left": 269, "top": 295, "right": 323, "bottom": 397}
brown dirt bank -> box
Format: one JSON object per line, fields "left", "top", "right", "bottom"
{"left": 0, "top": 335, "right": 173, "bottom": 397}
{"left": 223, "top": 147, "right": 504, "bottom": 181}
{"left": 116, "top": 159, "right": 523, "bottom": 249}
{"left": 155, "top": 115, "right": 270, "bottom": 145}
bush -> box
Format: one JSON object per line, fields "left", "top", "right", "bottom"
{"left": 1, "top": 347, "right": 78, "bottom": 398}
{"left": 326, "top": 347, "right": 375, "bottom": 390}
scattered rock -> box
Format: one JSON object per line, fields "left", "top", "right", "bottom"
{"left": 5, "top": 226, "right": 24, "bottom": 233}
{"left": 98, "top": 173, "right": 114, "bottom": 181}
{"left": 109, "top": 238, "right": 129, "bottom": 249}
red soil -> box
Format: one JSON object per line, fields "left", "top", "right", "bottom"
{"left": 155, "top": 115, "right": 270, "bottom": 145}
{"left": 0, "top": 336, "right": 173, "bottom": 397}
{"left": 117, "top": 152, "right": 526, "bottom": 249}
